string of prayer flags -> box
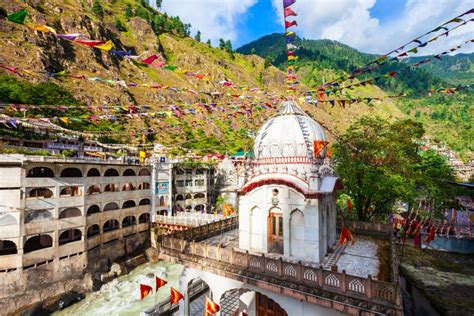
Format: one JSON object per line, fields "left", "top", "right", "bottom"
{"left": 170, "top": 287, "right": 184, "bottom": 305}
{"left": 7, "top": 9, "right": 28, "bottom": 24}
{"left": 285, "top": 20, "right": 297, "bottom": 28}
{"left": 57, "top": 33, "right": 82, "bottom": 41}
{"left": 110, "top": 49, "right": 132, "bottom": 57}
{"left": 283, "top": 0, "right": 299, "bottom": 92}
{"left": 26, "top": 23, "right": 56, "bottom": 33}
{"left": 205, "top": 297, "right": 220, "bottom": 315}
{"left": 73, "top": 39, "right": 106, "bottom": 47}
{"left": 155, "top": 276, "right": 167, "bottom": 291}
{"left": 140, "top": 284, "right": 153, "bottom": 300}
{"left": 284, "top": 7, "right": 297, "bottom": 17}
{"left": 283, "top": 0, "right": 296, "bottom": 8}
{"left": 163, "top": 65, "right": 177, "bottom": 71}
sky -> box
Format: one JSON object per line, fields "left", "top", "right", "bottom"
{"left": 157, "top": 0, "right": 473, "bottom": 55}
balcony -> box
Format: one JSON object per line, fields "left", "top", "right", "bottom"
{"left": 0, "top": 254, "right": 22, "bottom": 270}
{"left": 0, "top": 224, "right": 20, "bottom": 239}
{"left": 86, "top": 235, "right": 101, "bottom": 250}
{"left": 57, "top": 240, "right": 84, "bottom": 257}
{"left": 23, "top": 247, "right": 55, "bottom": 267}
{"left": 24, "top": 217, "right": 84, "bottom": 235}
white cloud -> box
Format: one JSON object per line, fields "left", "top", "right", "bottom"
{"left": 272, "top": 0, "right": 473, "bottom": 55}
{"left": 158, "top": 0, "right": 258, "bottom": 44}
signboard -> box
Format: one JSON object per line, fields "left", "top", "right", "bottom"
{"left": 160, "top": 157, "right": 166, "bottom": 163}
{"left": 156, "top": 182, "right": 169, "bottom": 194}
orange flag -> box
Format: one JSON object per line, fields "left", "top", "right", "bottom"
{"left": 339, "top": 227, "right": 355, "bottom": 245}
{"left": 313, "top": 140, "right": 329, "bottom": 157}
{"left": 156, "top": 276, "right": 167, "bottom": 291}
{"left": 170, "top": 287, "right": 184, "bottom": 305}
{"left": 205, "top": 296, "right": 220, "bottom": 315}
{"left": 140, "top": 284, "right": 153, "bottom": 300}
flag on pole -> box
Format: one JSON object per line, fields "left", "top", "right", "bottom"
{"left": 140, "top": 284, "right": 153, "bottom": 300}
{"left": 283, "top": 0, "right": 296, "bottom": 8}
{"left": 339, "top": 226, "right": 355, "bottom": 245}
{"left": 95, "top": 40, "right": 114, "bottom": 51}
{"left": 285, "top": 20, "right": 298, "bottom": 29}
{"left": 284, "top": 7, "right": 297, "bottom": 17}
{"left": 170, "top": 287, "right": 184, "bottom": 305}
{"left": 142, "top": 54, "right": 158, "bottom": 65}
{"left": 205, "top": 297, "right": 220, "bottom": 315}
{"left": 155, "top": 276, "right": 167, "bottom": 291}
{"left": 347, "top": 199, "right": 353, "bottom": 212}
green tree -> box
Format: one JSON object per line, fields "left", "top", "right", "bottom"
{"left": 333, "top": 116, "right": 424, "bottom": 221}
{"left": 264, "top": 57, "right": 272, "bottom": 69}
{"left": 156, "top": 0, "right": 162, "bottom": 9}
{"left": 114, "top": 17, "right": 127, "bottom": 32}
{"left": 124, "top": 3, "right": 133, "bottom": 20}
{"left": 194, "top": 30, "right": 201, "bottom": 42}
{"left": 251, "top": 47, "right": 256, "bottom": 54}
{"left": 206, "top": 39, "right": 211, "bottom": 47}
{"left": 225, "top": 39, "right": 232, "bottom": 53}
{"left": 92, "top": 0, "right": 104, "bottom": 18}
{"left": 218, "top": 38, "right": 226, "bottom": 50}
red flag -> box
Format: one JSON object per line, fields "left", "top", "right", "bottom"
{"left": 313, "top": 140, "right": 329, "bottom": 157}
{"left": 142, "top": 54, "right": 158, "bottom": 65}
{"left": 284, "top": 7, "right": 297, "bottom": 17}
{"left": 170, "top": 287, "right": 184, "bottom": 305}
{"left": 425, "top": 225, "right": 436, "bottom": 244}
{"left": 347, "top": 199, "right": 353, "bottom": 212}
{"left": 205, "top": 297, "right": 220, "bottom": 315}
{"left": 155, "top": 276, "right": 167, "bottom": 291}
{"left": 73, "top": 40, "right": 106, "bottom": 47}
{"left": 285, "top": 20, "right": 298, "bottom": 29}
{"left": 140, "top": 284, "right": 153, "bottom": 300}
{"left": 339, "top": 227, "right": 355, "bottom": 245}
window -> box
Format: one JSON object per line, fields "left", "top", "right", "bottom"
{"left": 159, "top": 196, "right": 166, "bottom": 206}
{"left": 185, "top": 169, "right": 193, "bottom": 175}
{"left": 139, "top": 213, "right": 150, "bottom": 223}
{"left": 103, "top": 202, "right": 119, "bottom": 211}
{"left": 58, "top": 229, "right": 82, "bottom": 245}
{"left": 87, "top": 185, "right": 101, "bottom": 195}
{"left": 196, "top": 169, "right": 205, "bottom": 175}
{"left": 139, "top": 168, "right": 151, "bottom": 176}
{"left": 194, "top": 179, "right": 204, "bottom": 187}
{"left": 0, "top": 240, "right": 18, "bottom": 255}
{"left": 60, "top": 186, "right": 80, "bottom": 197}
{"left": 87, "top": 225, "right": 100, "bottom": 238}
{"left": 59, "top": 207, "right": 82, "bottom": 219}
{"left": 24, "top": 235, "right": 53, "bottom": 253}
{"left": 104, "top": 184, "right": 118, "bottom": 192}
{"left": 176, "top": 169, "right": 184, "bottom": 175}
{"left": 139, "top": 198, "right": 151, "bottom": 205}
{"left": 104, "top": 168, "right": 119, "bottom": 177}
{"left": 122, "top": 200, "right": 136, "bottom": 209}
{"left": 122, "top": 183, "right": 135, "bottom": 191}
{"left": 122, "top": 216, "right": 136, "bottom": 228}
{"left": 123, "top": 169, "right": 136, "bottom": 176}
{"left": 103, "top": 220, "right": 119, "bottom": 232}
{"left": 26, "top": 167, "right": 54, "bottom": 178}
{"left": 87, "top": 205, "right": 100, "bottom": 215}
{"left": 60, "top": 168, "right": 82, "bottom": 177}
{"left": 87, "top": 168, "right": 100, "bottom": 177}
{"left": 194, "top": 193, "right": 205, "bottom": 199}
{"left": 185, "top": 180, "right": 192, "bottom": 187}
{"left": 176, "top": 180, "right": 184, "bottom": 187}
{"left": 27, "top": 188, "right": 53, "bottom": 198}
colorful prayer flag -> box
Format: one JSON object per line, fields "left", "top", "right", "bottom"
{"left": 74, "top": 40, "right": 106, "bottom": 47}
{"left": 140, "top": 284, "right": 153, "bottom": 300}
{"left": 57, "top": 33, "right": 82, "bottom": 40}
{"left": 283, "top": 0, "right": 296, "bottom": 8}
{"left": 285, "top": 20, "right": 298, "bottom": 29}
{"left": 313, "top": 140, "right": 329, "bottom": 157}
{"left": 284, "top": 7, "right": 297, "bottom": 17}
{"left": 142, "top": 54, "right": 158, "bottom": 65}
{"left": 339, "top": 227, "right": 355, "bottom": 245}
{"left": 170, "top": 287, "right": 184, "bottom": 305}
{"left": 7, "top": 10, "right": 28, "bottom": 24}
{"left": 27, "top": 23, "right": 56, "bottom": 33}
{"left": 347, "top": 199, "right": 353, "bottom": 212}
{"left": 95, "top": 40, "right": 114, "bottom": 51}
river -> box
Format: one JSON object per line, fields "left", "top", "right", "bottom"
{"left": 53, "top": 261, "right": 183, "bottom": 316}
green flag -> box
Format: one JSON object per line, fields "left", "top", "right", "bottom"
{"left": 163, "top": 65, "right": 177, "bottom": 71}
{"left": 7, "top": 9, "right": 28, "bottom": 24}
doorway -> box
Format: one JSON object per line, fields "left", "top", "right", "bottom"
{"left": 268, "top": 208, "right": 283, "bottom": 254}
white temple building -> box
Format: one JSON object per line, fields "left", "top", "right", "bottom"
{"left": 238, "top": 100, "right": 341, "bottom": 263}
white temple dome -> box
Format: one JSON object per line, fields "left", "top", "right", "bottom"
{"left": 254, "top": 100, "right": 327, "bottom": 160}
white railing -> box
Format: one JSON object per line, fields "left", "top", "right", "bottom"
{"left": 155, "top": 212, "right": 224, "bottom": 227}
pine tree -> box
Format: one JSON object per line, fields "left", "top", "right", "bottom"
{"left": 206, "top": 39, "right": 211, "bottom": 47}
{"left": 156, "top": 0, "right": 162, "bottom": 9}
{"left": 251, "top": 48, "right": 256, "bottom": 54}
{"left": 92, "top": 0, "right": 104, "bottom": 18}
{"left": 194, "top": 30, "right": 201, "bottom": 42}
{"left": 218, "top": 38, "right": 225, "bottom": 50}
{"left": 124, "top": 3, "right": 133, "bottom": 20}
{"left": 225, "top": 40, "right": 232, "bottom": 53}
{"left": 264, "top": 57, "right": 271, "bottom": 69}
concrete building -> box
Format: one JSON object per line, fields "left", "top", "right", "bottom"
{"left": 0, "top": 155, "right": 152, "bottom": 312}
{"left": 172, "top": 164, "right": 216, "bottom": 214}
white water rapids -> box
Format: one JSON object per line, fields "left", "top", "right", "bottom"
{"left": 53, "top": 261, "right": 183, "bottom": 316}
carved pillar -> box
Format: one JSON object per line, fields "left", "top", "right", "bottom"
{"left": 367, "top": 275, "right": 373, "bottom": 299}
{"left": 296, "top": 261, "right": 303, "bottom": 282}
{"left": 245, "top": 250, "right": 250, "bottom": 269}
{"left": 341, "top": 270, "right": 347, "bottom": 293}
{"left": 318, "top": 265, "right": 324, "bottom": 287}
{"left": 278, "top": 257, "right": 283, "bottom": 277}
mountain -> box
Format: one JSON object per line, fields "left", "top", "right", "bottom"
{"left": 238, "top": 34, "right": 473, "bottom": 160}
{"left": 0, "top": 0, "right": 405, "bottom": 155}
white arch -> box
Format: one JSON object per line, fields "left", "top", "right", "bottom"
{"left": 290, "top": 209, "right": 305, "bottom": 258}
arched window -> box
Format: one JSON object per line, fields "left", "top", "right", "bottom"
{"left": 138, "top": 213, "right": 150, "bottom": 223}
{"left": 59, "top": 207, "right": 82, "bottom": 219}
{"left": 139, "top": 198, "right": 151, "bottom": 205}
{"left": 185, "top": 205, "right": 192, "bottom": 211}
{"left": 60, "top": 186, "right": 80, "bottom": 197}
{"left": 122, "top": 183, "right": 135, "bottom": 191}
{"left": 103, "top": 219, "right": 119, "bottom": 232}
{"left": 195, "top": 204, "right": 205, "bottom": 211}
{"left": 60, "top": 168, "right": 82, "bottom": 177}
{"left": 59, "top": 229, "right": 82, "bottom": 245}
{"left": 87, "top": 205, "right": 100, "bottom": 215}
{"left": 185, "top": 194, "right": 192, "bottom": 200}
{"left": 138, "top": 168, "right": 150, "bottom": 176}
{"left": 176, "top": 194, "right": 184, "bottom": 201}
{"left": 104, "top": 184, "right": 117, "bottom": 192}
{"left": 27, "top": 188, "right": 53, "bottom": 198}
{"left": 26, "top": 167, "right": 54, "bottom": 178}
{"left": 140, "top": 182, "right": 150, "bottom": 190}
{"left": 194, "top": 192, "right": 205, "bottom": 199}
{"left": 159, "top": 196, "right": 165, "bottom": 206}
{"left": 87, "top": 185, "right": 101, "bottom": 195}
{"left": 87, "top": 168, "right": 100, "bottom": 177}
{"left": 103, "top": 202, "right": 119, "bottom": 212}
{"left": 104, "top": 168, "right": 119, "bottom": 177}
{"left": 24, "top": 235, "right": 53, "bottom": 253}
{"left": 122, "top": 200, "right": 136, "bottom": 209}
{"left": 123, "top": 168, "right": 136, "bottom": 176}
{"left": 122, "top": 216, "right": 137, "bottom": 228}
{"left": 0, "top": 240, "right": 18, "bottom": 255}
{"left": 24, "top": 210, "right": 52, "bottom": 224}
{"left": 87, "top": 225, "right": 100, "bottom": 238}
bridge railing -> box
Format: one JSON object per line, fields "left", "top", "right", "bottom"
{"left": 161, "top": 217, "right": 400, "bottom": 308}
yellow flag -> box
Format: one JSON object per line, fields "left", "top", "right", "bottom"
{"left": 59, "top": 117, "right": 69, "bottom": 124}
{"left": 95, "top": 40, "right": 114, "bottom": 51}
{"left": 27, "top": 23, "right": 56, "bottom": 33}
{"left": 176, "top": 69, "right": 188, "bottom": 74}
{"left": 287, "top": 55, "right": 296, "bottom": 61}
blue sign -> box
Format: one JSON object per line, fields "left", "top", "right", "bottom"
{"left": 156, "top": 182, "right": 169, "bottom": 194}
{"left": 160, "top": 157, "right": 166, "bottom": 162}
